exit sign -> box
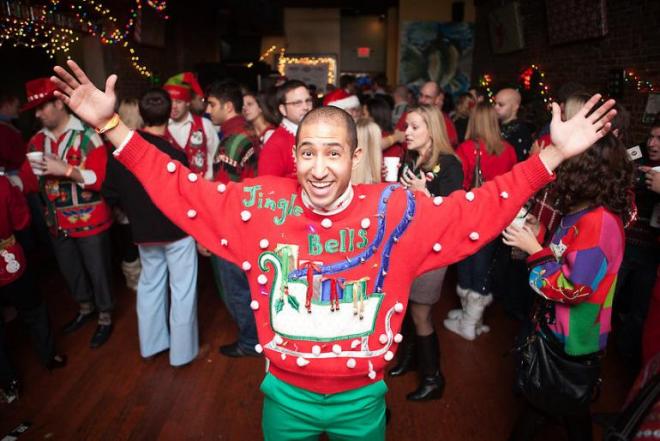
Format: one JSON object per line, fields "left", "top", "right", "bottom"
{"left": 357, "top": 47, "right": 371, "bottom": 58}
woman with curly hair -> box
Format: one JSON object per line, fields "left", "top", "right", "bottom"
{"left": 387, "top": 105, "right": 463, "bottom": 401}
{"left": 503, "top": 133, "right": 634, "bottom": 440}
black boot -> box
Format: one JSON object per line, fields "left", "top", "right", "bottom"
{"left": 388, "top": 311, "right": 416, "bottom": 377}
{"left": 407, "top": 332, "right": 445, "bottom": 401}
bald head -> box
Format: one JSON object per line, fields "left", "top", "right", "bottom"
{"left": 494, "top": 88, "right": 521, "bottom": 123}
{"left": 296, "top": 106, "right": 358, "bottom": 152}
{"left": 419, "top": 81, "right": 444, "bottom": 108}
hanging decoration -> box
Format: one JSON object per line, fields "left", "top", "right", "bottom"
{"left": 246, "top": 45, "right": 278, "bottom": 68}
{"left": 277, "top": 52, "right": 337, "bottom": 86}
{"left": 0, "top": 1, "right": 170, "bottom": 78}
{"left": 478, "top": 73, "right": 494, "bottom": 102}
{"left": 623, "top": 69, "right": 658, "bottom": 93}
{"left": 518, "top": 64, "right": 551, "bottom": 104}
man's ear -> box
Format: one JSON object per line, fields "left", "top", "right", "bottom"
{"left": 279, "top": 104, "right": 287, "bottom": 119}
{"left": 351, "top": 146, "right": 363, "bottom": 170}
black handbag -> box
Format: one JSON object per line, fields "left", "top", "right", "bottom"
{"left": 515, "top": 304, "right": 602, "bottom": 416}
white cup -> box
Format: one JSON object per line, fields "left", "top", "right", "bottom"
{"left": 652, "top": 166, "right": 660, "bottom": 172}
{"left": 26, "top": 151, "right": 45, "bottom": 175}
{"left": 383, "top": 157, "right": 400, "bottom": 182}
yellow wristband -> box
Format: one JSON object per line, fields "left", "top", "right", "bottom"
{"left": 96, "top": 113, "right": 120, "bottom": 134}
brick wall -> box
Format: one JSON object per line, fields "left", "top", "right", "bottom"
{"left": 472, "top": 0, "right": 660, "bottom": 143}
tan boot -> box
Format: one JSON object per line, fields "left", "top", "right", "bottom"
{"left": 121, "top": 258, "right": 141, "bottom": 291}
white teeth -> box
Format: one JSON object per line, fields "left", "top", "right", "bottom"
{"left": 310, "top": 181, "right": 332, "bottom": 189}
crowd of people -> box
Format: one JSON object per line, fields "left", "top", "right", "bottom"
{"left": 0, "top": 59, "right": 658, "bottom": 440}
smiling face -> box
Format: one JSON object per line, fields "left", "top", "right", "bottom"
{"left": 405, "top": 111, "right": 431, "bottom": 153}
{"left": 296, "top": 119, "right": 361, "bottom": 210}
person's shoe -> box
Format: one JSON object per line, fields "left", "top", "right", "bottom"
{"left": 62, "top": 312, "right": 95, "bottom": 334}
{"left": 1, "top": 379, "right": 20, "bottom": 403}
{"left": 46, "top": 354, "right": 67, "bottom": 372}
{"left": 407, "top": 372, "right": 446, "bottom": 401}
{"left": 90, "top": 324, "right": 113, "bottom": 348}
{"left": 219, "top": 341, "right": 261, "bottom": 358}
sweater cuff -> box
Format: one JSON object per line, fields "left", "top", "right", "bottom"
{"left": 521, "top": 154, "right": 555, "bottom": 193}
{"left": 527, "top": 247, "right": 555, "bottom": 268}
{"left": 114, "top": 131, "right": 149, "bottom": 168}
{"left": 112, "top": 130, "right": 136, "bottom": 157}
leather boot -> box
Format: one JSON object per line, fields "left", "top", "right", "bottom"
{"left": 407, "top": 332, "right": 445, "bottom": 401}
{"left": 388, "top": 311, "right": 416, "bottom": 376}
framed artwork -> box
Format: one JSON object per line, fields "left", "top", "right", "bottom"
{"left": 488, "top": 2, "right": 525, "bottom": 54}
{"left": 546, "top": 0, "right": 608, "bottom": 45}
{"left": 277, "top": 54, "right": 337, "bottom": 93}
{"left": 398, "top": 21, "right": 474, "bottom": 96}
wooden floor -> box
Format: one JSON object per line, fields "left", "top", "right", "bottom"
{"left": 0, "top": 257, "right": 634, "bottom": 440}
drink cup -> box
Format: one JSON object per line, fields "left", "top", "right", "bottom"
{"left": 26, "top": 151, "right": 45, "bottom": 175}
{"left": 383, "top": 157, "right": 400, "bottom": 182}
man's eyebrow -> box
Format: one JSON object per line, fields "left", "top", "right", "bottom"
{"left": 298, "top": 140, "right": 344, "bottom": 148}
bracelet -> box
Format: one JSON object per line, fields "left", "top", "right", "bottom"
{"left": 65, "top": 164, "right": 74, "bottom": 178}
{"left": 95, "top": 113, "right": 120, "bottom": 134}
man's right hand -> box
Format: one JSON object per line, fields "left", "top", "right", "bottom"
{"left": 51, "top": 60, "right": 117, "bottom": 130}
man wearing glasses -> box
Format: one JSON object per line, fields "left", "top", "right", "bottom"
{"left": 258, "top": 80, "right": 312, "bottom": 178}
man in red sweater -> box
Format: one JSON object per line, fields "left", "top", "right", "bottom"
{"left": 51, "top": 60, "right": 616, "bottom": 441}
{"left": 257, "top": 80, "right": 312, "bottom": 178}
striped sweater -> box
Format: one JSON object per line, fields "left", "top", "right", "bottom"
{"left": 527, "top": 207, "right": 624, "bottom": 356}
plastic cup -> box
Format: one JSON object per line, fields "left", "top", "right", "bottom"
{"left": 383, "top": 157, "right": 400, "bottom": 182}
{"left": 26, "top": 151, "right": 45, "bottom": 175}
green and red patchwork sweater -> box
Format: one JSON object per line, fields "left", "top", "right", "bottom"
{"left": 118, "top": 132, "right": 553, "bottom": 394}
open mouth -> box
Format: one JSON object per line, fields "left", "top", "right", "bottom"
{"left": 308, "top": 181, "right": 334, "bottom": 196}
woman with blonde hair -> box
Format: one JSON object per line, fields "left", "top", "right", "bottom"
{"left": 444, "top": 102, "right": 517, "bottom": 340}
{"left": 388, "top": 105, "right": 463, "bottom": 401}
{"left": 352, "top": 118, "right": 383, "bottom": 184}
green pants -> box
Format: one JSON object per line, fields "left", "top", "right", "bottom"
{"left": 261, "top": 374, "right": 387, "bottom": 441}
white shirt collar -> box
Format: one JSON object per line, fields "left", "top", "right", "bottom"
{"left": 41, "top": 114, "right": 84, "bottom": 141}
{"left": 300, "top": 185, "right": 354, "bottom": 216}
{"left": 169, "top": 112, "right": 193, "bottom": 127}
{"left": 281, "top": 118, "right": 298, "bottom": 136}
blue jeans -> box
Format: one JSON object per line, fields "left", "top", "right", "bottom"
{"left": 457, "top": 239, "right": 499, "bottom": 295}
{"left": 137, "top": 236, "right": 198, "bottom": 366}
{"left": 211, "top": 255, "right": 258, "bottom": 351}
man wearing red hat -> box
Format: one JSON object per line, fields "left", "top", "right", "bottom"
{"left": 323, "top": 89, "right": 361, "bottom": 122}
{"left": 258, "top": 80, "right": 312, "bottom": 178}
{"left": 22, "top": 78, "right": 114, "bottom": 348}
{"left": 163, "top": 72, "right": 219, "bottom": 180}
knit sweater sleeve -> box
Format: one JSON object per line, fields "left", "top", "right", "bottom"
{"left": 258, "top": 133, "right": 286, "bottom": 177}
{"left": 115, "top": 132, "right": 248, "bottom": 265}
{"left": 412, "top": 154, "right": 554, "bottom": 276}
{"left": 526, "top": 210, "right": 615, "bottom": 304}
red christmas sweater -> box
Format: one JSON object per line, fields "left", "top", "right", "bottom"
{"left": 257, "top": 122, "right": 296, "bottom": 178}
{"left": 0, "top": 120, "right": 26, "bottom": 170}
{"left": 0, "top": 175, "right": 29, "bottom": 286}
{"left": 117, "top": 132, "right": 553, "bottom": 394}
{"left": 28, "top": 116, "right": 112, "bottom": 238}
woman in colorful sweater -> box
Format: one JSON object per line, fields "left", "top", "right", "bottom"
{"left": 389, "top": 105, "right": 463, "bottom": 401}
{"left": 445, "top": 102, "right": 518, "bottom": 340}
{"left": 503, "top": 134, "right": 634, "bottom": 440}
{"left": 51, "top": 59, "right": 617, "bottom": 441}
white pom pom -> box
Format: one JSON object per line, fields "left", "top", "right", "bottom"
{"left": 360, "top": 218, "right": 371, "bottom": 229}
{"left": 186, "top": 209, "right": 197, "bottom": 219}
{"left": 259, "top": 239, "right": 269, "bottom": 249}
{"left": 346, "top": 358, "right": 356, "bottom": 369}
{"left": 500, "top": 191, "right": 509, "bottom": 199}
{"left": 384, "top": 351, "right": 394, "bottom": 361}
{"left": 250, "top": 300, "right": 259, "bottom": 310}
{"left": 469, "top": 232, "right": 480, "bottom": 241}
{"left": 378, "top": 334, "right": 388, "bottom": 344}
{"left": 241, "top": 210, "right": 252, "bottom": 222}
{"left": 321, "top": 218, "right": 332, "bottom": 229}
{"left": 281, "top": 353, "right": 286, "bottom": 360}
{"left": 242, "top": 261, "right": 252, "bottom": 271}
{"left": 433, "top": 196, "right": 443, "bottom": 206}
{"left": 394, "top": 333, "right": 403, "bottom": 343}
{"left": 254, "top": 344, "right": 263, "bottom": 354}
{"left": 332, "top": 344, "right": 342, "bottom": 354}
{"left": 257, "top": 274, "right": 268, "bottom": 285}
{"left": 368, "top": 371, "right": 377, "bottom": 380}
{"left": 187, "top": 173, "right": 198, "bottom": 183}
{"left": 465, "top": 191, "right": 475, "bottom": 201}
{"left": 274, "top": 335, "right": 283, "bottom": 345}
{"left": 351, "top": 339, "right": 361, "bottom": 349}
{"left": 312, "top": 345, "right": 321, "bottom": 356}
{"left": 296, "top": 357, "right": 310, "bottom": 367}
{"left": 166, "top": 161, "right": 176, "bottom": 173}
{"left": 217, "top": 183, "right": 226, "bottom": 193}
{"left": 394, "top": 302, "right": 404, "bottom": 313}
{"left": 433, "top": 243, "right": 442, "bottom": 253}
{"left": 220, "top": 238, "right": 228, "bottom": 247}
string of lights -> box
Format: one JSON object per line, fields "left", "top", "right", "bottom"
{"left": 478, "top": 74, "right": 493, "bottom": 102}
{"left": 246, "top": 44, "right": 279, "bottom": 68}
{"left": 623, "top": 69, "right": 658, "bottom": 93}
{"left": 277, "top": 52, "right": 337, "bottom": 85}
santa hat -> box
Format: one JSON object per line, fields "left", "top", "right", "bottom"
{"left": 21, "top": 78, "right": 58, "bottom": 112}
{"left": 323, "top": 89, "right": 360, "bottom": 110}
{"left": 163, "top": 72, "right": 203, "bottom": 102}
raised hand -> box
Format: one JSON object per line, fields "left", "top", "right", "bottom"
{"left": 51, "top": 60, "right": 117, "bottom": 129}
{"left": 549, "top": 93, "right": 616, "bottom": 161}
